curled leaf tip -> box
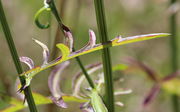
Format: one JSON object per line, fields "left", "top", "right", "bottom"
{"left": 51, "top": 97, "right": 68, "bottom": 108}
{"left": 65, "top": 31, "right": 74, "bottom": 52}
{"left": 88, "top": 29, "right": 96, "bottom": 48}
{"left": 76, "top": 29, "right": 97, "bottom": 53}
{"left": 20, "top": 56, "right": 34, "bottom": 69}
{"left": 34, "top": 7, "right": 51, "bottom": 29}
{"left": 33, "top": 38, "right": 50, "bottom": 66}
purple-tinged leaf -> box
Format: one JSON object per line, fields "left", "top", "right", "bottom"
{"left": 50, "top": 97, "right": 67, "bottom": 108}
{"left": 162, "top": 70, "right": 180, "bottom": 82}
{"left": 82, "top": 106, "right": 94, "bottom": 112}
{"left": 143, "top": 84, "right": 161, "bottom": 106}
{"left": 88, "top": 29, "right": 96, "bottom": 48}
{"left": 33, "top": 38, "right": 50, "bottom": 66}
{"left": 125, "top": 57, "right": 159, "bottom": 82}
{"left": 19, "top": 56, "right": 34, "bottom": 69}
{"left": 19, "top": 32, "right": 169, "bottom": 90}
{"left": 48, "top": 61, "right": 69, "bottom": 108}
{"left": 80, "top": 102, "right": 95, "bottom": 112}
{"left": 116, "top": 33, "right": 169, "bottom": 44}
{"left": 65, "top": 31, "right": 74, "bottom": 52}
{"left": 76, "top": 30, "right": 97, "bottom": 53}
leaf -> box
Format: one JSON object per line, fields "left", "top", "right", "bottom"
{"left": 20, "top": 32, "right": 169, "bottom": 89}
{"left": 1, "top": 93, "right": 52, "bottom": 112}
{"left": 34, "top": 7, "right": 51, "bottom": 29}
{"left": 48, "top": 62, "right": 70, "bottom": 108}
{"left": 112, "top": 64, "right": 128, "bottom": 72}
{"left": 64, "top": 31, "right": 74, "bottom": 52}
{"left": 56, "top": 44, "right": 70, "bottom": 61}
{"left": 33, "top": 92, "right": 52, "bottom": 105}
{"left": 90, "top": 89, "right": 108, "bottom": 112}
{"left": 162, "top": 79, "right": 180, "bottom": 95}
{"left": 0, "top": 96, "right": 24, "bottom": 112}
{"left": 62, "top": 95, "right": 88, "bottom": 103}
{"left": 19, "top": 56, "right": 34, "bottom": 69}
{"left": 33, "top": 38, "right": 50, "bottom": 66}
{"left": 112, "top": 33, "right": 170, "bottom": 47}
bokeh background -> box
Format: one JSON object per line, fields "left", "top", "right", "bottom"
{"left": 0, "top": 0, "right": 180, "bottom": 112}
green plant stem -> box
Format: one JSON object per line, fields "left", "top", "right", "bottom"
{"left": 49, "top": 0, "right": 64, "bottom": 33}
{"left": 73, "top": 48, "right": 95, "bottom": 88}
{"left": 93, "top": 0, "right": 114, "bottom": 111}
{"left": 71, "top": 0, "right": 95, "bottom": 88}
{"left": 0, "top": 1, "right": 38, "bottom": 112}
{"left": 49, "top": 0, "right": 95, "bottom": 89}
{"left": 170, "top": 0, "right": 179, "bottom": 112}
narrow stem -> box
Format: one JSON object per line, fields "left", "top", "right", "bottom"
{"left": 0, "top": 1, "right": 38, "bottom": 112}
{"left": 93, "top": 0, "right": 114, "bottom": 111}
{"left": 49, "top": 0, "right": 95, "bottom": 88}
{"left": 49, "top": 0, "right": 64, "bottom": 33}
{"left": 71, "top": 0, "right": 95, "bottom": 88}
{"left": 73, "top": 48, "right": 95, "bottom": 88}
{"left": 170, "top": 0, "right": 179, "bottom": 111}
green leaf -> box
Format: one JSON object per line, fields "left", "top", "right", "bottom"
{"left": 20, "top": 33, "right": 169, "bottom": 88}
{"left": 162, "top": 79, "right": 180, "bottom": 95}
{"left": 62, "top": 95, "right": 88, "bottom": 103}
{"left": 56, "top": 43, "right": 70, "bottom": 63}
{"left": 33, "top": 92, "right": 52, "bottom": 105}
{"left": 112, "top": 64, "right": 128, "bottom": 72}
{"left": 90, "top": 89, "right": 108, "bottom": 112}
{"left": 34, "top": 7, "right": 51, "bottom": 29}
{"left": 1, "top": 93, "right": 52, "bottom": 112}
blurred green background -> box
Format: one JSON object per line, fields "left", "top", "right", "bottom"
{"left": 0, "top": 0, "right": 180, "bottom": 112}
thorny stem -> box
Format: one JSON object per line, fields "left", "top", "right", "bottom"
{"left": 49, "top": 0, "right": 95, "bottom": 89}
{"left": 169, "top": 0, "right": 179, "bottom": 111}
{"left": 93, "top": 0, "right": 114, "bottom": 111}
{"left": 0, "top": 0, "right": 38, "bottom": 112}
